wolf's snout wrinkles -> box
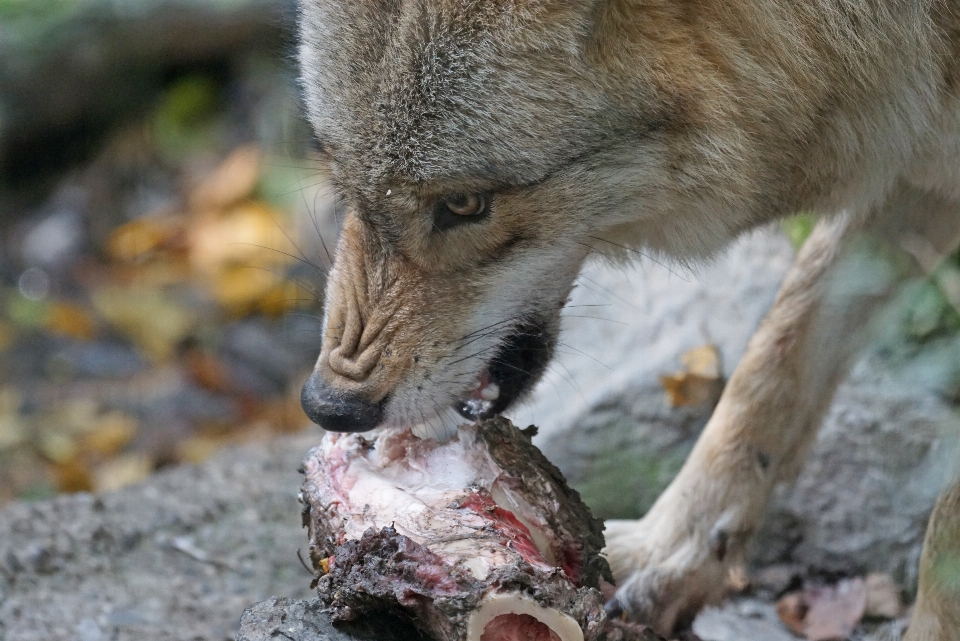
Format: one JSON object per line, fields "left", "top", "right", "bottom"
{"left": 300, "top": 370, "right": 384, "bottom": 432}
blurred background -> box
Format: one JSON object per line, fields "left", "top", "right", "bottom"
{"left": 0, "top": 0, "right": 337, "bottom": 506}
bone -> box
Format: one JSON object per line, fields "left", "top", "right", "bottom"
{"left": 299, "top": 417, "right": 654, "bottom": 641}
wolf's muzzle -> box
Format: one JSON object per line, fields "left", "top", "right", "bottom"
{"left": 301, "top": 371, "right": 385, "bottom": 432}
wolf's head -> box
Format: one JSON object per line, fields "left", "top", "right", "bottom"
{"left": 297, "top": 0, "right": 773, "bottom": 432}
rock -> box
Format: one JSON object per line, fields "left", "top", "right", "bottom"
{"left": 693, "top": 599, "right": 799, "bottom": 641}
{"left": 236, "top": 597, "right": 427, "bottom": 641}
{"left": 0, "top": 433, "right": 321, "bottom": 641}
{"left": 524, "top": 225, "right": 958, "bottom": 594}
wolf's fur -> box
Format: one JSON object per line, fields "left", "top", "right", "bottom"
{"left": 298, "top": 0, "right": 960, "bottom": 636}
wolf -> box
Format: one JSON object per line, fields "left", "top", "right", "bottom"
{"left": 296, "top": 0, "right": 960, "bottom": 637}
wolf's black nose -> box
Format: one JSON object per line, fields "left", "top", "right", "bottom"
{"left": 300, "top": 371, "right": 384, "bottom": 432}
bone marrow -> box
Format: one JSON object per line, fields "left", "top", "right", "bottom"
{"left": 299, "top": 417, "right": 655, "bottom": 641}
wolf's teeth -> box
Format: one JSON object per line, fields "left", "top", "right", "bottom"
{"left": 480, "top": 383, "right": 500, "bottom": 401}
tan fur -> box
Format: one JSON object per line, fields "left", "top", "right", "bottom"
{"left": 298, "top": 0, "right": 960, "bottom": 636}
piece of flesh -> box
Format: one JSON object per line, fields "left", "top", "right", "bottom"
{"left": 299, "top": 417, "right": 653, "bottom": 641}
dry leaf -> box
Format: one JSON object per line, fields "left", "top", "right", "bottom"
{"left": 83, "top": 412, "right": 138, "bottom": 456}
{"left": 46, "top": 302, "right": 97, "bottom": 340}
{"left": 258, "top": 394, "right": 310, "bottom": 433}
{"left": 865, "top": 573, "right": 903, "bottom": 619}
{"left": 184, "top": 349, "right": 232, "bottom": 392}
{"left": 257, "top": 280, "right": 311, "bottom": 317}
{"left": 189, "top": 201, "right": 292, "bottom": 275}
{"left": 38, "top": 399, "right": 100, "bottom": 435}
{"left": 94, "top": 453, "right": 153, "bottom": 492}
{"left": 53, "top": 460, "right": 95, "bottom": 493}
{"left": 176, "top": 434, "right": 230, "bottom": 464}
{"left": 776, "top": 591, "right": 808, "bottom": 636}
{"left": 777, "top": 578, "right": 867, "bottom": 641}
{"left": 91, "top": 286, "right": 196, "bottom": 361}
{"left": 681, "top": 344, "right": 722, "bottom": 378}
{"left": 0, "top": 415, "right": 26, "bottom": 452}
{"left": 212, "top": 265, "right": 283, "bottom": 315}
{"left": 189, "top": 145, "right": 263, "bottom": 211}
{"left": 37, "top": 431, "right": 79, "bottom": 464}
{"left": 105, "top": 217, "right": 179, "bottom": 262}
{"left": 660, "top": 344, "right": 724, "bottom": 407}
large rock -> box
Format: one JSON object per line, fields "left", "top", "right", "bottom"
{"left": 525, "top": 226, "right": 960, "bottom": 593}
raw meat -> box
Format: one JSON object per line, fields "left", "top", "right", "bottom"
{"left": 299, "top": 417, "right": 654, "bottom": 641}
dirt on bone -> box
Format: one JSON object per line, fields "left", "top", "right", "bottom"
{"left": 299, "top": 417, "right": 658, "bottom": 641}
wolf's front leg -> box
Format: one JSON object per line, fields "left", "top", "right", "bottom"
{"left": 603, "top": 212, "right": 899, "bottom": 635}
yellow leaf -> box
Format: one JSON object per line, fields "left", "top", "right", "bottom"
{"left": 213, "top": 266, "right": 281, "bottom": 315}
{"left": 0, "top": 415, "right": 26, "bottom": 452}
{"left": 94, "top": 453, "right": 153, "bottom": 492}
{"left": 189, "top": 145, "right": 263, "bottom": 212}
{"left": 105, "top": 217, "right": 178, "bottom": 262}
{"left": 46, "top": 302, "right": 98, "bottom": 341}
{"left": 257, "top": 280, "right": 311, "bottom": 317}
{"left": 680, "top": 344, "right": 722, "bottom": 379}
{"left": 660, "top": 344, "right": 725, "bottom": 407}
{"left": 91, "top": 286, "right": 196, "bottom": 361}
{"left": 53, "top": 460, "right": 94, "bottom": 494}
{"left": 37, "top": 431, "right": 78, "bottom": 464}
{"left": 189, "top": 201, "right": 294, "bottom": 277}
{"left": 83, "top": 412, "right": 138, "bottom": 456}
{"left": 176, "top": 435, "right": 229, "bottom": 465}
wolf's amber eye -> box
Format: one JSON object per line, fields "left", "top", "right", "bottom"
{"left": 433, "top": 193, "right": 490, "bottom": 232}
{"left": 443, "top": 193, "right": 486, "bottom": 217}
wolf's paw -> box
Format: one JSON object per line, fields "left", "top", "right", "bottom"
{"left": 602, "top": 515, "right": 732, "bottom": 636}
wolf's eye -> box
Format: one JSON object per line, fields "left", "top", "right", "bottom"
{"left": 433, "top": 193, "right": 490, "bottom": 232}
{"left": 444, "top": 193, "right": 485, "bottom": 217}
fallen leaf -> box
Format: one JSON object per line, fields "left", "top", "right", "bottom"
{"left": 53, "top": 460, "right": 94, "bottom": 494}
{"left": 94, "top": 453, "right": 153, "bottom": 492}
{"left": 105, "top": 217, "right": 180, "bottom": 262}
{"left": 91, "top": 286, "right": 196, "bottom": 361}
{"left": 189, "top": 201, "right": 293, "bottom": 278}
{"left": 256, "top": 280, "right": 312, "bottom": 317}
{"left": 37, "top": 431, "right": 79, "bottom": 464}
{"left": 82, "top": 412, "right": 138, "bottom": 456}
{"left": 176, "top": 434, "right": 230, "bottom": 465}
{"left": 865, "top": 573, "right": 903, "bottom": 619}
{"left": 184, "top": 349, "right": 232, "bottom": 392}
{"left": 258, "top": 394, "right": 310, "bottom": 434}
{"left": 660, "top": 345, "right": 724, "bottom": 407}
{"left": 189, "top": 145, "right": 263, "bottom": 211}
{"left": 681, "top": 344, "right": 722, "bottom": 378}
{"left": 45, "top": 302, "right": 97, "bottom": 340}
{"left": 39, "top": 398, "right": 101, "bottom": 435}
{"left": 0, "top": 415, "right": 26, "bottom": 452}
{"left": 212, "top": 265, "right": 283, "bottom": 315}
{"left": 777, "top": 578, "right": 867, "bottom": 641}
{"left": 776, "top": 591, "right": 808, "bottom": 636}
